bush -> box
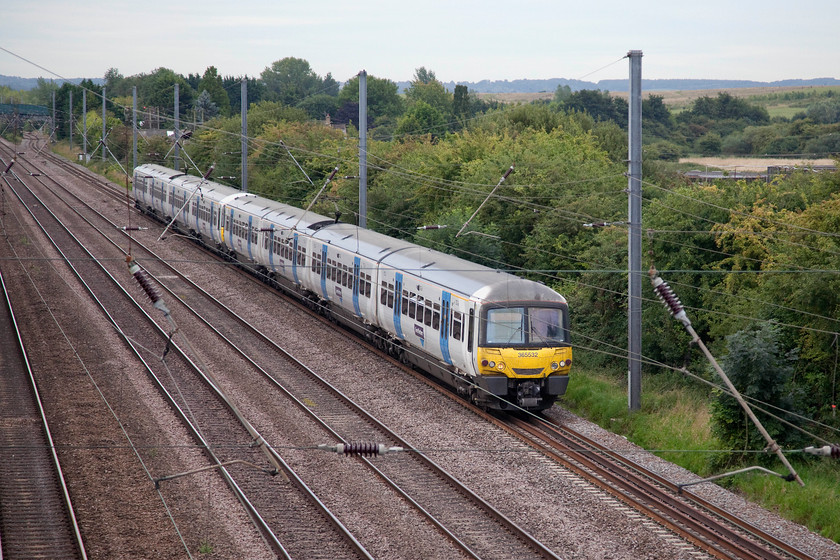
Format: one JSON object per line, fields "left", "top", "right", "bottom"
{"left": 710, "top": 323, "right": 803, "bottom": 465}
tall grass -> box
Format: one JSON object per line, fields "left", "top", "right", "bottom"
{"left": 560, "top": 368, "right": 840, "bottom": 542}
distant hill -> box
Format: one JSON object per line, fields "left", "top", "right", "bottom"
{"left": 397, "top": 77, "right": 840, "bottom": 94}
{"left": 4, "top": 73, "right": 838, "bottom": 95}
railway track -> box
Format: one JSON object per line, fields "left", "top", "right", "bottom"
{"left": 0, "top": 267, "right": 86, "bottom": 559}
{"left": 508, "top": 415, "right": 810, "bottom": 560}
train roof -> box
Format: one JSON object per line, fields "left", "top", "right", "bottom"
{"left": 135, "top": 163, "right": 185, "bottom": 181}
{"left": 259, "top": 203, "right": 336, "bottom": 233}
{"left": 314, "top": 222, "right": 565, "bottom": 303}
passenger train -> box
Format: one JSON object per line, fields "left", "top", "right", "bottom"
{"left": 133, "top": 163, "right": 572, "bottom": 411}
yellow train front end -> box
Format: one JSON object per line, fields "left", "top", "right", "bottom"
{"left": 474, "top": 303, "right": 571, "bottom": 411}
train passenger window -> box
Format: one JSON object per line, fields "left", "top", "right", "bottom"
{"left": 311, "top": 252, "right": 319, "bottom": 273}
{"left": 408, "top": 293, "right": 416, "bottom": 319}
{"left": 424, "top": 303, "right": 432, "bottom": 327}
{"left": 401, "top": 290, "right": 409, "bottom": 315}
{"left": 453, "top": 312, "right": 463, "bottom": 341}
{"left": 363, "top": 274, "right": 372, "bottom": 298}
{"left": 387, "top": 283, "right": 394, "bottom": 308}
{"left": 380, "top": 281, "right": 388, "bottom": 305}
{"left": 433, "top": 303, "right": 440, "bottom": 330}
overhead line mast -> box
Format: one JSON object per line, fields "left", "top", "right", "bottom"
{"left": 627, "top": 50, "right": 643, "bottom": 411}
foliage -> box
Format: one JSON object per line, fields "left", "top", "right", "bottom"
{"left": 561, "top": 89, "right": 628, "bottom": 128}
{"left": 337, "top": 74, "right": 404, "bottom": 132}
{"left": 195, "top": 91, "right": 219, "bottom": 122}
{"left": 260, "top": 57, "right": 333, "bottom": 107}
{"left": 709, "top": 323, "right": 802, "bottom": 462}
{"left": 197, "top": 66, "right": 230, "bottom": 116}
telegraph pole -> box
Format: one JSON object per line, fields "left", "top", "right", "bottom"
{"left": 359, "top": 70, "right": 367, "bottom": 228}
{"left": 133, "top": 86, "right": 138, "bottom": 171}
{"left": 174, "top": 83, "right": 180, "bottom": 172}
{"left": 241, "top": 79, "right": 248, "bottom": 192}
{"left": 102, "top": 86, "right": 107, "bottom": 162}
{"left": 627, "top": 50, "right": 643, "bottom": 411}
{"left": 82, "top": 89, "right": 87, "bottom": 160}
{"left": 69, "top": 91, "right": 73, "bottom": 151}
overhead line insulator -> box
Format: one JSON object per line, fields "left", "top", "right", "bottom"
{"left": 317, "top": 442, "right": 405, "bottom": 456}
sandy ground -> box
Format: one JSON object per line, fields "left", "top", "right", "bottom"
{"left": 678, "top": 156, "right": 837, "bottom": 172}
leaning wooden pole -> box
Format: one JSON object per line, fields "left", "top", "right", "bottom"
{"left": 649, "top": 267, "right": 804, "bottom": 487}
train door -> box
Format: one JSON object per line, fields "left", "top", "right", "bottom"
{"left": 440, "top": 292, "right": 453, "bottom": 365}
{"left": 209, "top": 202, "right": 218, "bottom": 244}
{"left": 291, "top": 232, "right": 300, "bottom": 285}
{"left": 246, "top": 214, "right": 254, "bottom": 261}
{"left": 320, "top": 244, "right": 328, "bottom": 298}
{"left": 393, "top": 273, "right": 404, "bottom": 339}
{"left": 352, "top": 257, "right": 361, "bottom": 317}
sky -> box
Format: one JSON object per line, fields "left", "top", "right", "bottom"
{"left": 2, "top": 0, "right": 838, "bottom": 86}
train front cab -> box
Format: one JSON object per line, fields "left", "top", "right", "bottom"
{"left": 474, "top": 301, "right": 571, "bottom": 411}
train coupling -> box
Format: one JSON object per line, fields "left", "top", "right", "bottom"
{"left": 516, "top": 381, "right": 543, "bottom": 409}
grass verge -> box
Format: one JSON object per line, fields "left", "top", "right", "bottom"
{"left": 559, "top": 367, "right": 840, "bottom": 543}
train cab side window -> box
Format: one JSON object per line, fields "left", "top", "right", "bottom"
{"left": 453, "top": 312, "right": 463, "bottom": 341}
{"left": 432, "top": 303, "right": 440, "bottom": 330}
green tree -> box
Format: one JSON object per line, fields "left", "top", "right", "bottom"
{"left": 395, "top": 100, "right": 447, "bottom": 139}
{"left": 806, "top": 99, "right": 840, "bottom": 124}
{"left": 553, "top": 84, "right": 572, "bottom": 104}
{"left": 710, "top": 323, "right": 801, "bottom": 460}
{"left": 138, "top": 68, "right": 194, "bottom": 126}
{"left": 260, "top": 57, "right": 331, "bottom": 107}
{"left": 562, "top": 90, "right": 628, "bottom": 128}
{"left": 337, "top": 74, "right": 404, "bottom": 131}
{"left": 453, "top": 85, "right": 470, "bottom": 121}
{"left": 195, "top": 90, "right": 219, "bottom": 122}
{"left": 197, "top": 66, "right": 230, "bottom": 116}
{"left": 405, "top": 67, "right": 452, "bottom": 122}
{"left": 104, "top": 67, "right": 127, "bottom": 96}
{"left": 697, "top": 131, "right": 722, "bottom": 155}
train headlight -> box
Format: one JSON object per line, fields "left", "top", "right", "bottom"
{"left": 551, "top": 361, "right": 559, "bottom": 371}
{"left": 496, "top": 362, "right": 506, "bottom": 371}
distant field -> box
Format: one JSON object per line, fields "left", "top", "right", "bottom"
{"left": 679, "top": 156, "right": 837, "bottom": 172}
{"left": 476, "top": 92, "right": 554, "bottom": 103}
{"left": 477, "top": 85, "right": 840, "bottom": 111}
